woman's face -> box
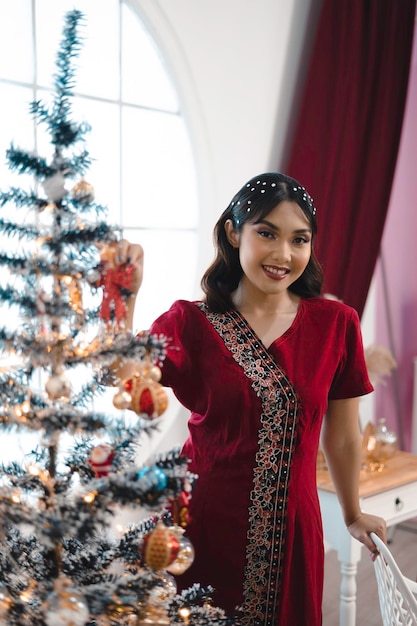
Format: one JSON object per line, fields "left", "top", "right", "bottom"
{"left": 226, "top": 201, "right": 312, "bottom": 298}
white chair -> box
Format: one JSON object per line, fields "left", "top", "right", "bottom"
{"left": 370, "top": 531, "right": 417, "bottom": 626}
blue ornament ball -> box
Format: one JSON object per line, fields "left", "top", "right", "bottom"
{"left": 137, "top": 465, "right": 168, "bottom": 490}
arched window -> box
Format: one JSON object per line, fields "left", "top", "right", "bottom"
{"left": 0, "top": 0, "right": 198, "bottom": 329}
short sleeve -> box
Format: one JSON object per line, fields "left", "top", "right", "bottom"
{"left": 147, "top": 300, "right": 203, "bottom": 408}
{"left": 328, "top": 308, "right": 374, "bottom": 400}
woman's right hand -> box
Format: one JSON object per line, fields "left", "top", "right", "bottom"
{"left": 115, "top": 239, "right": 144, "bottom": 296}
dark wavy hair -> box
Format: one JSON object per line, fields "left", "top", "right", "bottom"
{"left": 201, "top": 172, "right": 324, "bottom": 312}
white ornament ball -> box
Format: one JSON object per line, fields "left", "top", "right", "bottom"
{"left": 44, "top": 584, "right": 89, "bottom": 626}
{"left": 45, "top": 374, "right": 72, "bottom": 400}
{"left": 43, "top": 172, "right": 68, "bottom": 203}
{"left": 148, "top": 365, "right": 162, "bottom": 382}
{"left": 148, "top": 572, "right": 177, "bottom": 606}
{"left": 166, "top": 534, "right": 195, "bottom": 575}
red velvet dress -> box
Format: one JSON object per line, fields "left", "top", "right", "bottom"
{"left": 149, "top": 297, "right": 373, "bottom": 625}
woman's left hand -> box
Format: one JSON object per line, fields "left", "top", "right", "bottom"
{"left": 347, "top": 512, "right": 387, "bottom": 561}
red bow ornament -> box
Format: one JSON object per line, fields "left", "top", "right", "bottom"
{"left": 98, "top": 248, "right": 134, "bottom": 324}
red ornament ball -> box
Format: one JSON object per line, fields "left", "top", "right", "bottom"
{"left": 89, "top": 444, "right": 115, "bottom": 477}
{"left": 142, "top": 522, "right": 180, "bottom": 571}
{"left": 124, "top": 375, "right": 168, "bottom": 419}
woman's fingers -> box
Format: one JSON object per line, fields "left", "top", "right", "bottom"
{"left": 115, "top": 239, "right": 144, "bottom": 294}
{"left": 347, "top": 513, "right": 387, "bottom": 561}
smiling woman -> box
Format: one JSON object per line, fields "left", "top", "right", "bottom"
{"left": 112, "top": 171, "right": 387, "bottom": 625}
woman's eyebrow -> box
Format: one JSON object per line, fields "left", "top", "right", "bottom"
{"left": 256, "top": 219, "right": 312, "bottom": 234}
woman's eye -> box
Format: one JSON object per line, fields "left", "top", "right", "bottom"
{"left": 293, "top": 236, "right": 310, "bottom": 245}
{"left": 258, "top": 230, "right": 274, "bottom": 239}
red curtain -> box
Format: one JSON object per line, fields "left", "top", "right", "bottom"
{"left": 286, "top": 0, "right": 416, "bottom": 317}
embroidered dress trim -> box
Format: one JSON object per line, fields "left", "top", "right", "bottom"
{"left": 196, "top": 303, "right": 300, "bottom": 626}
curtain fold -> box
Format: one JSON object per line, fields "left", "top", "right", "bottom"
{"left": 286, "top": 0, "right": 416, "bottom": 317}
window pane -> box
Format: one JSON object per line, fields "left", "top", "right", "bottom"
{"left": 126, "top": 227, "right": 198, "bottom": 329}
{"left": 0, "top": 0, "right": 33, "bottom": 83}
{"left": 36, "top": 0, "right": 120, "bottom": 100}
{"left": 121, "top": 3, "right": 178, "bottom": 112}
{"left": 0, "top": 83, "right": 35, "bottom": 190}
{"left": 71, "top": 97, "right": 121, "bottom": 222}
{"left": 121, "top": 107, "right": 198, "bottom": 229}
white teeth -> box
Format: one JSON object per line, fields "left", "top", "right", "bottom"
{"left": 264, "top": 265, "right": 288, "bottom": 275}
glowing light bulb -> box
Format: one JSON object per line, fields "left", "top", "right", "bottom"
{"left": 178, "top": 607, "right": 191, "bottom": 623}
{"left": 84, "top": 491, "right": 96, "bottom": 504}
{"left": 20, "top": 590, "right": 31, "bottom": 603}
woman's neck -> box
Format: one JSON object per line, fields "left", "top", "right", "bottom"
{"left": 231, "top": 284, "right": 301, "bottom": 348}
{"left": 232, "top": 284, "right": 300, "bottom": 316}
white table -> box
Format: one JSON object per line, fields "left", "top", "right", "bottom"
{"left": 317, "top": 451, "right": 417, "bottom": 626}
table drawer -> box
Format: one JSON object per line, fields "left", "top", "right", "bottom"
{"left": 361, "top": 482, "right": 417, "bottom": 523}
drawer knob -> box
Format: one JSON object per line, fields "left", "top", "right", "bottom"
{"left": 395, "top": 497, "right": 404, "bottom": 511}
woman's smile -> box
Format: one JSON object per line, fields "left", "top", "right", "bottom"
{"left": 262, "top": 264, "right": 290, "bottom": 280}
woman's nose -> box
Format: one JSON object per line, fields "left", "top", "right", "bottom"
{"left": 271, "top": 241, "right": 291, "bottom": 263}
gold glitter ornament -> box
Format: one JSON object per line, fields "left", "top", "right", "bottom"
{"left": 71, "top": 178, "right": 95, "bottom": 204}
{"left": 112, "top": 390, "right": 132, "bottom": 410}
{"left": 64, "top": 276, "right": 83, "bottom": 314}
{"left": 142, "top": 522, "right": 180, "bottom": 571}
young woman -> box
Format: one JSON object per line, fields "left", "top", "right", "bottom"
{"left": 116, "top": 172, "right": 386, "bottom": 625}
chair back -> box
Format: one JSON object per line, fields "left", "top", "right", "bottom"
{"left": 370, "top": 532, "right": 417, "bottom": 626}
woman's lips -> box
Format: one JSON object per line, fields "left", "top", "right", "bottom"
{"left": 263, "top": 265, "right": 290, "bottom": 280}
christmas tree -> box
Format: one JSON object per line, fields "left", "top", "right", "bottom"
{"left": 0, "top": 10, "right": 235, "bottom": 626}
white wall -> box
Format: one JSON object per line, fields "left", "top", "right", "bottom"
{"left": 132, "top": 0, "right": 321, "bottom": 284}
